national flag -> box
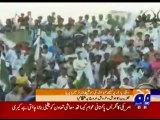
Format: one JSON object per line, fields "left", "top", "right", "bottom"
{"left": 34, "top": 29, "right": 41, "bottom": 61}
{"left": 0, "top": 56, "right": 11, "bottom": 92}
{"left": 24, "top": 29, "right": 41, "bottom": 77}
{"left": 73, "top": 72, "right": 89, "bottom": 89}
{"left": 34, "top": 36, "right": 40, "bottom": 61}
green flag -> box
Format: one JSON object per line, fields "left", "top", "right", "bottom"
{"left": 0, "top": 59, "right": 11, "bottom": 92}
{"left": 24, "top": 48, "right": 36, "bottom": 77}
{"left": 73, "top": 72, "right": 89, "bottom": 89}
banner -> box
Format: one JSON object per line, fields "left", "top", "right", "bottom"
{"left": 5, "top": 30, "right": 29, "bottom": 43}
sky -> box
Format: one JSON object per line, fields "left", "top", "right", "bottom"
{"left": 0, "top": 3, "right": 160, "bottom": 24}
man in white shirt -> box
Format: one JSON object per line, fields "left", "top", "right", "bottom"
{"left": 40, "top": 76, "right": 58, "bottom": 89}
{"left": 57, "top": 67, "right": 68, "bottom": 88}
{"left": 88, "top": 22, "right": 101, "bottom": 35}
{"left": 117, "top": 56, "right": 133, "bottom": 85}
{"left": 56, "top": 18, "right": 65, "bottom": 32}
{"left": 63, "top": 25, "right": 74, "bottom": 39}
{"left": 123, "top": 43, "right": 140, "bottom": 61}
{"left": 84, "top": 14, "right": 91, "bottom": 29}
{"left": 75, "top": 41, "right": 89, "bottom": 60}
{"left": 92, "top": 55, "right": 101, "bottom": 88}
{"left": 128, "top": 64, "right": 139, "bottom": 88}
{"left": 41, "top": 45, "right": 53, "bottom": 64}
{"left": 73, "top": 51, "right": 88, "bottom": 80}
{"left": 73, "top": 51, "right": 95, "bottom": 88}
{"left": 26, "top": 11, "right": 33, "bottom": 28}
{"left": 11, "top": 50, "right": 25, "bottom": 76}
{"left": 150, "top": 21, "right": 160, "bottom": 50}
{"left": 5, "top": 86, "right": 22, "bottom": 101}
{"left": 97, "top": 14, "right": 107, "bottom": 29}
{"left": 120, "top": 29, "right": 127, "bottom": 46}
{"left": 114, "top": 33, "right": 125, "bottom": 48}
{"left": 123, "top": 16, "right": 136, "bottom": 33}
{"left": 100, "top": 30, "right": 108, "bottom": 42}
{"left": 119, "top": 77, "right": 134, "bottom": 89}
{"left": 134, "top": 21, "right": 147, "bottom": 40}
{"left": 100, "top": 41, "right": 113, "bottom": 60}
{"left": 91, "top": 16, "right": 97, "bottom": 27}
{"left": 42, "top": 27, "right": 58, "bottom": 48}
{"left": 92, "top": 41, "right": 104, "bottom": 57}
{"left": 5, "top": 45, "right": 17, "bottom": 65}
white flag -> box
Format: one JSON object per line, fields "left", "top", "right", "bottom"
{"left": 34, "top": 36, "right": 40, "bottom": 61}
{"left": 54, "top": 62, "right": 60, "bottom": 71}
{"left": 34, "top": 29, "right": 41, "bottom": 61}
{"left": 0, "top": 33, "right": 16, "bottom": 49}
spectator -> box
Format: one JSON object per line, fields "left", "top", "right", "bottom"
{"left": 151, "top": 53, "right": 160, "bottom": 81}
{"left": 103, "top": 78, "right": 113, "bottom": 89}
{"left": 117, "top": 55, "right": 133, "bottom": 85}
{"left": 5, "top": 85, "right": 23, "bottom": 101}
{"left": 92, "top": 54, "right": 101, "bottom": 88}
{"left": 18, "top": 13, "right": 26, "bottom": 29}
{"left": 41, "top": 45, "right": 53, "bottom": 64}
{"left": 84, "top": 14, "right": 91, "bottom": 29}
{"left": 57, "top": 67, "right": 68, "bottom": 88}
{"left": 119, "top": 77, "right": 134, "bottom": 89}
{"left": 148, "top": 43, "right": 158, "bottom": 62}
{"left": 16, "top": 67, "right": 31, "bottom": 86}
{"left": 40, "top": 76, "right": 58, "bottom": 89}
{"left": 102, "top": 69, "right": 118, "bottom": 88}
{"left": 99, "top": 52, "right": 113, "bottom": 82}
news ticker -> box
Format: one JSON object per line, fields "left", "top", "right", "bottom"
{"left": 0, "top": 89, "right": 160, "bottom": 119}
{"left": 36, "top": 89, "right": 160, "bottom": 103}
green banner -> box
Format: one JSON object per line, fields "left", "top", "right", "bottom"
{"left": 5, "top": 30, "right": 29, "bottom": 43}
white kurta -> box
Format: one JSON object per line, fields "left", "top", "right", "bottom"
{"left": 57, "top": 75, "right": 68, "bottom": 88}
{"left": 92, "top": 62, "right": 100, "bottom": 82}
{"left": 41, "top": 51, "right": 53, "bottom": 64}
{"left": 73, "top": 59, "right": 95, "bottom": 87}
{"left": 117, "top": 62, "right": 133, "bottom": 85}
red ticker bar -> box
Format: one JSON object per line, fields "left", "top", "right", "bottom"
{"left": 0, "top": 102, "right": 159, "bottom": 119}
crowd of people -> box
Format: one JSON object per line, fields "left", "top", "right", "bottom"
{"left": 0, "top": 9, "right": 160, "bottom": 101}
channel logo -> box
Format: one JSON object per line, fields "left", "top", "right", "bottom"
{"left": 133, "top": 89, "right": 151, "bottom": 109}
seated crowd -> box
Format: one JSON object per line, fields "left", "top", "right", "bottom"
{"left": 0, "top": 10, "right": 160, "bottom": 101}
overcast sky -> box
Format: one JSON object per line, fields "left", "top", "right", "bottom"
{"left": 0, "top": 2, "right": 159, "bottom": 24}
